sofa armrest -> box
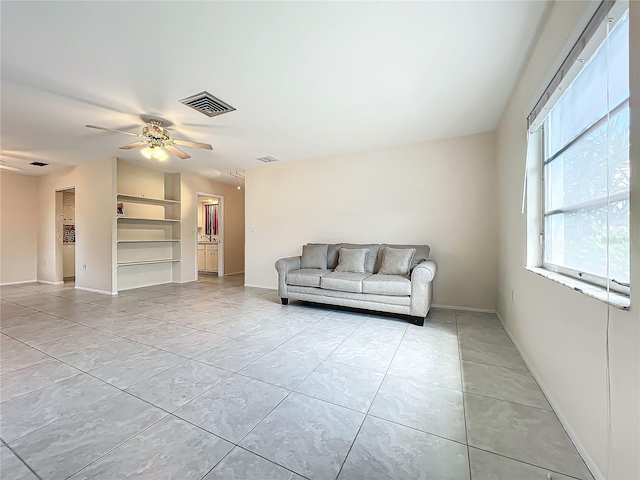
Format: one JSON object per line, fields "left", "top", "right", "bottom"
{"left": 412, "top": 260, "right": 437, "bottom": 282}
{"left": 275, "top": 256, "right": 301, "bottom": 298}
{"left": 410, "top": 260, "right": 437, "bottom": 317}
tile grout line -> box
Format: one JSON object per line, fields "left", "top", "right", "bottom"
{"left": 63, "top": 413, "right": 171, "bottom": 479}
{"left": 468, "top": 445, "right": 589, "bottom": 480}
{"left": 333, "top": 320, "right": 410, "bottom": 480}
{"left": 2, "top": 442, "right": 44, "bottom": 480}
{"left": 455, "top": 310, "right": 474, "bottom": 480}
{"left": 461, "top": 390, "right": 554, "bottom": 412}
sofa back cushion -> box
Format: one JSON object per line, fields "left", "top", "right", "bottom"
{"left": 378, "top": 247, "right": 416, "bottom": 276}
{"left": 301, "top": 244, "right": 328, "bottom": 269}
{"left": 376, "top": 244, "right": 430, "bottom": 273}
{"left": 305, "top": 243, "right": 428, "bottom": 272}
{"left": 310, "top": 243, "right": 343, "bottom": 269}
{"left": 342, "top": 243, "right": 380, "bottom": 273}
{"left": 334, "top": 248, "right": 369, "bottom": 273}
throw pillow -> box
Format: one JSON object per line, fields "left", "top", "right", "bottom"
{"left": 301, "top": 244, "right": 328, "bottom": 269}
{"left": 378, "top": 247, "right": 416, "bottom": 276}
{"left": 334, "top": 248, "right": 369, "bottom": 273}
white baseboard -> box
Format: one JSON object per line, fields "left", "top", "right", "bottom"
{"left": 75, "top": 286, "right": 117, "bottom": 296}
{"left": 225, "top": 271, "right": 244, "bottom": 276}
{"left": 0, "top": 279, "right": 37, "bottom": 286}
{"left": 431, "top": 304, "right": 496, "bottom": 314}
{"left": 495, "top": 311, "right": 602, "bottom": 480}
{"left": 38, "top": 280, "right": 64, "bottom": 285}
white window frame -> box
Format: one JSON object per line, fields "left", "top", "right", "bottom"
{"left": 541, "top": 99, "right": 630, "bottom": 296}
{"left": 525, "top": 0, "right": 631, "bottom": 301}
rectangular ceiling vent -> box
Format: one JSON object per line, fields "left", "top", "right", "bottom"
{"left": 256, "top": 155, "right": 279, "bottom": 163}
{"left": 29, "top": 161, "right": 48, "bottom": 167}
{"left": 179, "top": 91, "right": 235, "bottom": 118}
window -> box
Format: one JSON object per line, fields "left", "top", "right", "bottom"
{"left": 539, "top": 7, "right": 630, "bottom": 295}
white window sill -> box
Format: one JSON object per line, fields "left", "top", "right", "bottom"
{"left": 525, "top": 267, "right": 630, "bottom": 310}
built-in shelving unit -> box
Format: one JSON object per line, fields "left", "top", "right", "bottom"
{"left": 117, "top": 259, "right": 180, "bottom": 267}
{"left": 117, "top": 194, "right": 180, "bottom": 206}
{"left": 117, "top": 217, "right": 180, "bottom": 223}
{"left": 115, "top": 163, "right": 182, "bottom": 291}
{"left": 117, "top": 239, "right": 181, "bottom": 243}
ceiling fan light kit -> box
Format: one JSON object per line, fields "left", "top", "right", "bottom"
{"left": 140, "top": 146, "right": 169, "bottom": 162}
{"left": 86, "top": 119, "right": 213, "bottom": 162}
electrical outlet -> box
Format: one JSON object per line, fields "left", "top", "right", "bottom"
{"left": 511, "top": 289, "right": 516, "bottom": 304}
{"left": 251, "top": 222, "right": 255, "bottom": 233}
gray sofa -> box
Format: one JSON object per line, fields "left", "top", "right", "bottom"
{"left": 275, "top": 243, "right": 437, "bottom": 326}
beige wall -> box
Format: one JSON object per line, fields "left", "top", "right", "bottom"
{"left": 495, "top": 2, "right": 639, "bottom": 479}
{"left": 0, "top": 171, "right": 39, "bottom": 284}
{"left": 180, "top": 174, "right": 245, "bottom": 281}
{"left": 37, "top": 158, "right": 117, "bottom": 293}
{"left": 245, "top": 132, "right": 498, "bottom": 310}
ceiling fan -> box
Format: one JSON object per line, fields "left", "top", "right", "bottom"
{"left": 86, "top": 119, "right": 212, "bottom": 161}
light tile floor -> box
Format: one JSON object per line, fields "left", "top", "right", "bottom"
{"left": 0, "top": 275, "right": 593, "bottom": 480}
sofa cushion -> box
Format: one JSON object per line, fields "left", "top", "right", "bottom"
{"left": 286, "top": 269, "right": 332, "bottom": 288}
{"left": 321, "top": 272, "right": 372, "bottom": 293}
{"left": 343, "top": 243, "right": 380, "bottom": 273}
{"left": 378, "top": 247, "right": 416, "bottom": 276}
{"left": 376, "top": 244, "right": 430, "bottom": 273}
{"left": 313, "top": 243, "right": 343, "bottom": 270}
{"left": 334, "top": 248, "right": 369, "bottom": 273}
{"left": 362, "top": 274, "right": 411, "bottom": 296}
{"left": 288, "top": 285, "right": 411, "bottom": 307}
{"left": 301, "top": 244, "right": 328, "bottom": 269}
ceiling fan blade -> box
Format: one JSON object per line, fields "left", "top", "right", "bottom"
{"left": 165, "top": 144, "right": 191, "bottom": 160}
{"left": 0, "top": 161, "right": 26, "bottom": 172}
{"left": 119, "top": 141, "right": 148, "bottom": 150}
{"left": 172, "top": 139, "right": 213, "bottom": 150}
{"left": 86, "top": 125, "right": 140, "bottom": 137}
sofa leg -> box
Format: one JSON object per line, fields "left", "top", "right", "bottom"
{"left": 281, "top": 298, "right": 289, "bottom": 305}
{"left": 413, "top": 316, "right": 425, "bottom": 327}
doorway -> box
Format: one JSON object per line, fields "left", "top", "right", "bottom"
{"left": 55, "top": 187, "right": 76, "bottom": 284}
{"left": 196, "top": 193, "right": 224, "bottom": 280}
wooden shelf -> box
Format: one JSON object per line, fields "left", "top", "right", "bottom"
{"left": 115, "top": 167, "right": 182, "bottom": 292}
{"left": 117, "top": 194, "right": 180, "bottom": 206}
{"left": 117, "top": 217, "right": 180, "bottom": 223}
{"left": 117, "top": 240, "right": 180, "bottom": 243}
{"left": 117, "top": 259, "right": 180, "bottom": 267}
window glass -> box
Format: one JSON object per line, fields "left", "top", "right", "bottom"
{"left": 542, "top": 11, "right": 630, "bottom": 289}
{"left": 547, "top": 13, "right": 629, "bottom": 157}
{"left": 545, "top": 107, "right": 630, "bottom": 212}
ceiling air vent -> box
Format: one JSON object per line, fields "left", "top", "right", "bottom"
{"left": 256, "top": 155, "right": 279, "bottom": 163}
{"left": 179, "top": 91, "right": 235, "bottom": 118}
{"left": 30, "top": 161, "right": 48, "bottom": 167}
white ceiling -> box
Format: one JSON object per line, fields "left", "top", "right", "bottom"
{"left": 1, "top": 1, "right": 550, "bottom": 183}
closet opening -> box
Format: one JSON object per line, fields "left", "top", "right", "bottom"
{"left": 196, "top": 193, "right": 224, "bottom": 280}
{"left": 55, "top": 187, "right": 76, "bottom": 284}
